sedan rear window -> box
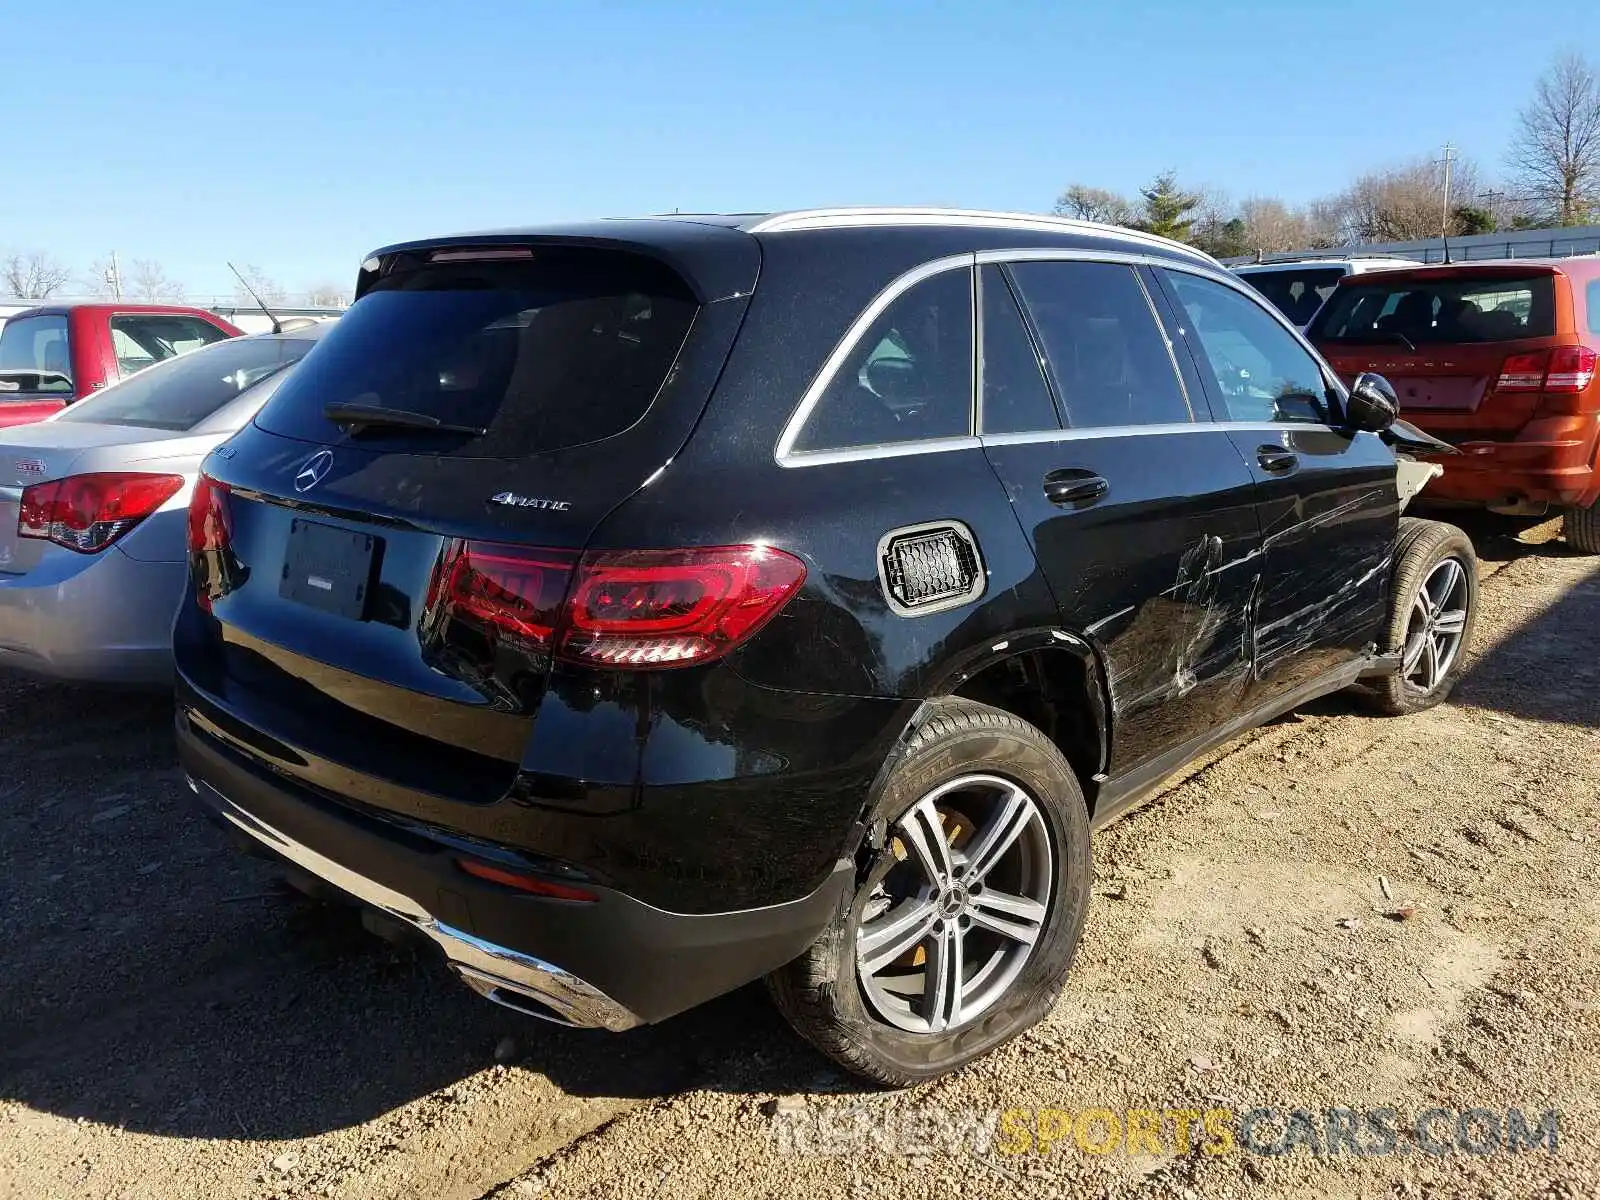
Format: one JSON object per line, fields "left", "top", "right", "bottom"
{"left": 55, "top": 337, "right": 313, "bottom": 431}
{"left": 254, "top": 250, "right": 698, "bottom": 458}
{"left": 1311, "top": 275, "right": 1556, "bottom": 344}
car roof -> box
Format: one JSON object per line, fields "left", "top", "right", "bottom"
{"left": 362, "top": 207, "right": 1221, "bottom": 303}
{"left": 1331, "top": 258, "right": 1600, "bottom": 282}
{"left": 1, "top": 301, "right": 232, "bottom": 320}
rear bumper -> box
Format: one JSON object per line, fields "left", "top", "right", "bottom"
{"left": 0, "top": 548, "right": 184, "bottom": 684}
{"left": 178, "top": 710, "right": 853, "bottom": 1026}
{"left": 1422, "top": 415, "right": 1600, "bottom": 508}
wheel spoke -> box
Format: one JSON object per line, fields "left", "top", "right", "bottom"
{"left": 857, "top": 896, "right": 940, "bottom": 976}
{"left": 1402, "top": 628, "right": 1428, "bottom": 675}
{"left": 1422, "top": 631, "right": 1441, "bottom": 688}
{"left": 897, "top": 798, "right": 955, "bottom": 887}
{"left": 961, "top": 783, "right": 1037, "bottom": 885}
{"left": 968, "top": 889, "right": 1047, "bottom": 945}
{"left": 923, "top": 923, "right": 964, "bottom": 1031}
{"left": 1433, "top": 608, "right": 1467, "bottom": 635}
{"left": 1427, "top": 559, "right": 1463, "bottom": 612}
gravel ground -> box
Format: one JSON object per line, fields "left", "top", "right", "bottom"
{"left": 2, "top": 515, "right": 1597, "bottom": 1200}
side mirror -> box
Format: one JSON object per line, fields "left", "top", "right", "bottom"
{"left": 1345, "top": 372, "right": 1399, "bottom": 433}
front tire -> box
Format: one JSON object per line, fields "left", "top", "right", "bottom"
{"left": 1367, "top": 518, "right": 1478, "bottom": 716}
{"left": 1565, "top": 498, "right": 1600, "bottom": 554}
{"left": 767, "top": 697, "right": 1091, "bottom": 1086}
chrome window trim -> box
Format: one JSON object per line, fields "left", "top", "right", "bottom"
{"left": 980, "top": 420, "right": 1337, "bottom": 448}
{"left": 775, "top": 253, "right": 975, "bottom": 467}
{"left": 775, "top": 248, "right": 1353, "bottom": 469}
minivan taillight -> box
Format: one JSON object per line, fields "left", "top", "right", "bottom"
{"left": 433, "top": 541, "right": 807, "bottom": 669}
{"left": 1544, "top": 345, "right": 1597, "bottom": 392}
{"left": 18, "top": 472, "right": 184, "bottom": 553}
{"left": 1496, "top": 352, "right": 1548, "bottom": 392}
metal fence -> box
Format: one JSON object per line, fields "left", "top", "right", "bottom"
{"left": 1221, "top": 224, "right": 1600, "bottom": 267}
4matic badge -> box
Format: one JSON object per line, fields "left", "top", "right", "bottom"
{"left": 489, "top": 492, "right": 571, "bottom": 511}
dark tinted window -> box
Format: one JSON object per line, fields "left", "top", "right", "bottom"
{"left": 1237, "top": 266, "right": 1344, "bottom": 326}
{"left": 56, "top": 336, "right": 312, "bottom": 431}
{"left": 0, "top": 315, "right": 72, "bottom": 386}
{"left": 793, "top": 267, "right": 973, "bottom": 453}
{"left": 108, "top": 314, "right": 231, "bottom": 378}
{"left": 256, "top": 251, "right": 698, "bottom": 458}
{"left": 1310, "top": 274, "right": 1556, "bottom": 344}
{"left": 1165, "top": 271, "right": 1330, "bottom": 424}
{"left": 1008, "top": 261, "right": 1192, "bottom": 429}
{"left": 980, "top": 265, "right": 1058, "bottom": 434}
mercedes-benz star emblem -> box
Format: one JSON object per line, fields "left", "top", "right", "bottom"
{"left": 294, "top": 449, "right": 335, "bottom": 493}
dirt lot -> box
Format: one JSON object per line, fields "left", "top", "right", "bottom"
{"left": 2, "top": 515, "right": 1597, "bottom": 1200}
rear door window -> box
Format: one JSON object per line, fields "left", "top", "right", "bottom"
{"left": 1311, "top": 274, "right": 1556, "bottom": 344}
{"left": 109, "top": 314, "right": 232, "bottom": 378}
{"left": 1237, "top": 267, "right": 1345, "bottom": 326}
{"left": 1007, "top": 260, "right": 1193, "bottom": 429}
{"left": 791, "top": 267, "right": 973, "bottom": 453}
{"left": 0, "top": 315, "right": 73, "bottom": 389}
{"left": 255, "top": 250, "right": 699, "bottom": 458}
{"left": 56, "top": 337, "right": 312, "bottom": 431}
{"left": 979, "top": 265, "right": 1059, "bottom": 434}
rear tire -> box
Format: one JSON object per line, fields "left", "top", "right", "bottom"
{"left": 1564, "top": 499, "right": 1600, "bottom": 555}
{"left": 1366, "top": 518, "right": 1478, "bottom": 716}
{"left": 767, "top": 697, "right": 1091, "bottom": 1087}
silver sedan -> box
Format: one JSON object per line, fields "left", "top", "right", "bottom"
{"left": 0, "top": 326, "right": 329, "bottom": 684}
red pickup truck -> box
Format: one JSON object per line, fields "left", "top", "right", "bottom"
{"left": 0, "top": 303, "right": 242, "bottom": 427}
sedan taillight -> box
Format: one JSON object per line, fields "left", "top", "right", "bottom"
{"left": 18, "top": 472, "right": 185, "bottom": 553}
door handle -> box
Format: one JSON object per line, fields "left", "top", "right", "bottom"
{"left": 1256, "top": 445, "right": 1298, "bottom": 473}
{"left": 1043, "top": 469, "right": 1109, "bottom": 506}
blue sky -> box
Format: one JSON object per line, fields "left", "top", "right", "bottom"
{"left": 5, "top": 0, "right": 1595, "bottom": 300}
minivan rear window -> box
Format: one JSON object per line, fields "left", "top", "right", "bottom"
{"left": 1311, "top": 274, "right": 1556, "bottom": 344}
{"left": 1237, "top": 267, "right": 1344, "bottom": 326}
{"left": 254, "top": 250, "right": 698, "bottom": 457}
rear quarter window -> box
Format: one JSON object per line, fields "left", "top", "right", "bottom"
{"left": 255, "top": 250, "right": 698, "bottom": 458}
{"left": 1588, "top": 279, "right": 1600, "bottom": 336}
{"left": 1312, "top": 275, "right": 1556, "bottom": 344}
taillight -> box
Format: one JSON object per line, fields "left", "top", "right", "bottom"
{"left": 563, "top": 545, "right": 808, "bottom": 667}
{"left": 432, "top": 541, "right": 807, "bottom": 669}
{"left": 1496, "top": 352, "right": 1548, "bottom": 392}
{"left": 18, "top": 472, "right": 184, "bottom": 553}
{"left": 1544, "top": 345, "right": 1597, "bottom": 392}
{"left": 186, "top": 473, "right": 231, "bottom": 555}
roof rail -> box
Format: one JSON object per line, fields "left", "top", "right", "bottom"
{"left": 1238, "top": 251, "right": 1423, "bottom": 266}
{"left": 745, "top": 207, "right": 1219, "bottom": 266}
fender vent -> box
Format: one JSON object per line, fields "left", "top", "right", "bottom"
{"left": 877, "top": 521, "right": 985, "bottom": 616}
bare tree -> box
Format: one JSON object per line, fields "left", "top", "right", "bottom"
{"left": 305, "top": 282, "right": 350, "bottom": 307}
{"left": 129, "top": 259, "right": 187, "bottom": 303}
{"left": 232, "top": 264, "right": 287, "bottom": 307}
{"left": 1507, "top": 52, "right": 1600, "bottom": 226}
{"left": 4, "top": 251, "right": 72, "bottom": 300}
{"left": 1238, "top": 197, "right": 1317, "bottom": 255}
{"left": 1053, "top": 184, "right": 1136, "bottom": 226}
{"left": 1329, "top": 156, "right": 1485, "bottom": 242}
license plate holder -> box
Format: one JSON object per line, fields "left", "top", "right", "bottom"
{"left": 279, "top": 518, "right": 377, "bottom": 619}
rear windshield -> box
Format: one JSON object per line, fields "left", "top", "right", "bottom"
{"left": 254, "top": 250, "right": 699, "bottom": 457}
{"left": 1237, "top": 267, "right": 1344, "bottom": 326}
{"left": 55, "top": 337, "right": 312, "bottom": 431}
{"left": 0, "top": 315, "right": 72, "bottom": 388}
{"left": 1310, "top": 274, "right": 1556, "bottom": 344}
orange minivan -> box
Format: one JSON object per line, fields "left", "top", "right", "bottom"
{"left": 1308, "top": 259, "right": 1600, "bottom": 552}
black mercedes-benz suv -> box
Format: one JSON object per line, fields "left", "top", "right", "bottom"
{"left": 175, "top": 208, "right": 1478, "bottom": 1084}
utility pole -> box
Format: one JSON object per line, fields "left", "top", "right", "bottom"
{"left": 104, "top": 251, "right": 123, "bottom": 301}
{"left": 1439, "top": 142, "right": 1457, "bottom": 238}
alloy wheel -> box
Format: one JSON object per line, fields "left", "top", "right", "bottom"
{"left": 855, "top": 774, "right": 1053, "bottom": 1034}
{"left": 1401, "top": 556, "right": 1469, "bottom": 693}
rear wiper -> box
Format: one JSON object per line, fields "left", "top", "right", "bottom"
{"left": 322, "top": 403, "right": 487, "bottom": 437}
{"left": 1364, "top": 331, "right": 1417, "bottom": 352}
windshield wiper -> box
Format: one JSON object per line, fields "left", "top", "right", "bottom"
{"left": 323, "top": 402, "right": 487, "bottom": 437}
{"left": 1364, "top": 331, "right": 1417, "bottom": 352}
